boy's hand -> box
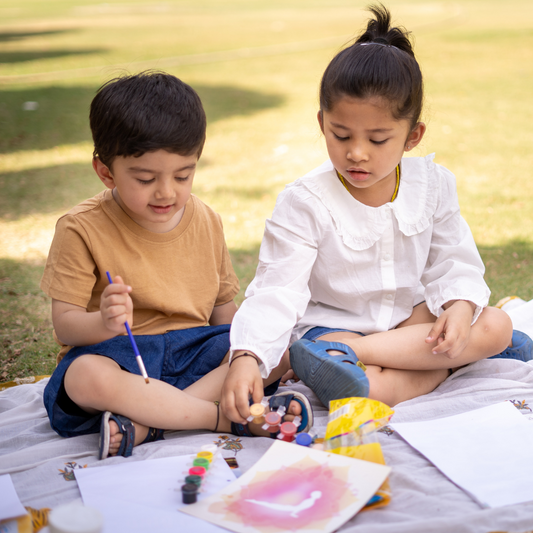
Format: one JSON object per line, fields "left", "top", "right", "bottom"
{"left": 100, "top": 275, "right": 133, "bottom": 334}
{"left": 425, "top": 300, "right": 476, "bottom": 359}
{"left": 221, "top": 353, "right": 264, "bottom": 424}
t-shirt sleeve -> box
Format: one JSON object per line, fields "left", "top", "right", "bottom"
{"left": 40, "top": 214, "right": 98, "bottom": 309}
{"left": 214, "top": 223, "right": 240, "bottom": 307}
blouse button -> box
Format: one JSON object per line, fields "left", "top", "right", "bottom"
{"left": 383, "top": 253, "right": 391, "bottom": 261}
{"left": 386, "top": 294, "right": 393, "bottom": 300}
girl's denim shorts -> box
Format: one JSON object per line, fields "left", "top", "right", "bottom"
{"left": 44, "top": 325, "right": 235, "bottom": 438}
{"left": 301, "top": 326, "right": 365, "bottom": 341}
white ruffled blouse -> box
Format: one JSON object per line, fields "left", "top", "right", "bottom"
{"left": 230, "top": 155, "right": 490, "bottom": 377}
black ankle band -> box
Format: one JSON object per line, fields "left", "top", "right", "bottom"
{"left": 214, "top": 401, "right": 220, "bottom": 432}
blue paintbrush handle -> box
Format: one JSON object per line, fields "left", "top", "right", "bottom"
{"left": 105, "top": 271, "right": 149, "bottom": 382}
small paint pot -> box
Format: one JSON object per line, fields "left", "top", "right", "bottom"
{"left": 192, "top": 457, "right": 210, "bottom": 470}
{"left": 262, "top": 411, "right": 282, "bottom": 432}
{"left": 295, "top": 432, "right": 313, "bottom": 447}
{"left": 185, "top": 474, "right": 202, "bottom": 487}
{"left": 200, "top": 444, "right": 218, "bottom": 454}
{"left": 196, "top": 451, "right": 214, "bottom": 462}
{"left": 189, "top": 466, "right": 206, "bottom": 477}
{"left": 248, "top": 403, "right": 266, "bottom": 424}
{"left": 181, "top": 483, "right": 198, "bottom": 504}
{"left": 278, "top": 421, "right": 297, "bottom": 442}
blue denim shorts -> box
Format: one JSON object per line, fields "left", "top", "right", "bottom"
{"left": 301, "top": 326, "right": 365, "bottom": 341}
{"left": 44, "top": 325, "right": 233, "bottom": 438}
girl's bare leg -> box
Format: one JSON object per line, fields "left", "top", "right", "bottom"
{"left": 64, "top": 350, "right": 298, "bottom": 455}
{"left": 316, "top": 330, "right": 448, "bottom": 406}
{"left": 313, "top": 304, "right": 511, "bottom": 406}
{"left": 325, "top": 306, "right": 511, "bottom": 371}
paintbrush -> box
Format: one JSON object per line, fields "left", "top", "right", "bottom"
{"left": 106, "top": 271, "right": 149, "bottom": 384}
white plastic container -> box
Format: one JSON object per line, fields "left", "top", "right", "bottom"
{"left": 48, "top": 502, "right": 103, "bottom": 533}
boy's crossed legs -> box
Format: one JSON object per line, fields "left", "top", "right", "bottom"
{"left": 64, "top": 350, "right": 301, "bottom": 456}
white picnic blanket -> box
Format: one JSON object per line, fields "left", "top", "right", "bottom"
{"left": 2, "top": 300, "right": 533, "bottom": 532}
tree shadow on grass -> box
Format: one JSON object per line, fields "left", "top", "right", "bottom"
{"left": 0, "top": 83, "right": 284, "bottom": 154}
{"left": 0, "top": 164, "right": 280, "bottom": 220}
{"left": 0, "top": 29, "right": 74, "bottom": 43}
{"left": 0, "top": 163, "right": 102, "bottom": 221}
{"left": 0, "top": 49, "right": 107, "bottom": 64}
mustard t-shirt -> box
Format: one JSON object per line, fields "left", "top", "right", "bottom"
{"left": 41, "top": 190, "right": 239, "bottom": 362}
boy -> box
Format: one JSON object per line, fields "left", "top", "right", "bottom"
{"left": 41, "top": 72, "right": 305, "bottom": 458}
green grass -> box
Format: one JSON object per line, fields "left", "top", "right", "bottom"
{"left": 1, "top": 0, "right": 533, "bottom": 381}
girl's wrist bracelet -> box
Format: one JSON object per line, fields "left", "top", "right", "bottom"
{"left": 229, "top": 352, "right": 259, "bottom": 367}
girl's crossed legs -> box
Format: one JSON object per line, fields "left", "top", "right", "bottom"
{"left": 311, "top": 303, "right": 512, "bottom": 406}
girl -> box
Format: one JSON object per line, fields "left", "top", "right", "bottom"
{"left": 222, "top": 4, "right": 530, "bottom": 422}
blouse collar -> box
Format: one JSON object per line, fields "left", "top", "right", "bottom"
{"left": 299, "top": 154, "right": 439, "bottom": 250}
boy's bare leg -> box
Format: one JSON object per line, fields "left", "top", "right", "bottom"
{"left": 64, "top": 350, "right": 299, "bottom": 456}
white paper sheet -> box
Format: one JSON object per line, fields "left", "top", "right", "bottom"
{"left": 0, "top": 474, "right": 27, "bottom": 521}
{"left": 391, "top": 401, "right": 533, "bottom": 508}
{"left": 181, "top": 440, "right": 391, "bottom": 533}
{"left": 75, "top": 454, "right": 235, "bottom": 532}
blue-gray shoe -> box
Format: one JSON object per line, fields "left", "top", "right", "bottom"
{"left": 489, "top": 330, "right": 533, "bottom": 362}
{"left": 289, "top": 339, "right": 369, "bottom": 408}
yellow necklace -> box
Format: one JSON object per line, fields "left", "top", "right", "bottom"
{"left": 336, "top": 165, "right": 400, "bottom": 202}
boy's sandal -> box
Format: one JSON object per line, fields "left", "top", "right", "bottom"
{"left": 230, "top": 390, "right": 314, "bottom": 438}
{"left": 98, "top": 411, "right": 164, "bottom": 460}
{"left": 289, "top": 339, "right": 369, "bottom": 408}
{"left": 489, "top": 330, "right": 533, "bottom": 362}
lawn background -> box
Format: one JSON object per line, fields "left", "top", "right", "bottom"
{"left": 1, "top": 0, "right": 532, "bottom": 380}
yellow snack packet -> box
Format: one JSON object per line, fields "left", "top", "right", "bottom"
{"left": 325, "top": 397, "right": 394, "bottom": 510}
{"left": 325, "top": 397, "right": 394, "bottom": 441}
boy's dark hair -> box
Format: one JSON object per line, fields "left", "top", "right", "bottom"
{"left": 90, "top": 71, "right": 206, "bottom": 167}
{"left": 319, "top": 4, "right": 423, "bottom": 129}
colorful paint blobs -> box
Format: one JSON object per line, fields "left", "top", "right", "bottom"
{"left": 181, "top": 440, "right": 391, "bottom": 533}
{"left": 217, "top": 456, "right": 356, "bottom": 531}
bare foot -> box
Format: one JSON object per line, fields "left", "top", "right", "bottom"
{"left": 107, "top": 419, "right": 149, "bottom": 456}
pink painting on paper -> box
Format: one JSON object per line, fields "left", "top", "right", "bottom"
{"left": 209, "top": 455, "right": 359, "bottom": 532}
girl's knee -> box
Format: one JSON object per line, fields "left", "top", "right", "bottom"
{"left": 477, "top": 307, "right": 513, "bottom": 351}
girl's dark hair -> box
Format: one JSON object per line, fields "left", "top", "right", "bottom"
{"left": 319, "top": 4, "right": 423, "bottom": 128}
{"left": 90, "top": 71, "right": 206, "bottom": 167}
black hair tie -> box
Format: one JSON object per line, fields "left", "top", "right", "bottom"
{"left": 374, "top": 37, "right": 389, "bottom": 45}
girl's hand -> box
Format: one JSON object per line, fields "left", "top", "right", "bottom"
{"left": 221, "top": 353, "right": 264, "bottom": 423}
{"left": 100, "top": 275, "right": 133, "bottom": 333}
{"left": 425, "top": 300, "right": 476, "bottom": 359}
